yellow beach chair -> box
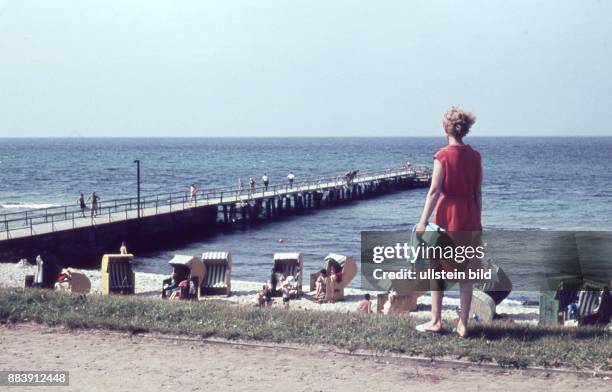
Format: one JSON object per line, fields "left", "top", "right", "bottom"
{"left": 101, "top": 254, "right": 135, "bottom": 295}
{"left": 309, "top": 254, "right": 357, "bottom": 302}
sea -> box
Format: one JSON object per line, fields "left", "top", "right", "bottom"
{"left": 1, "top": 137, "right": 611, "bottom": 295}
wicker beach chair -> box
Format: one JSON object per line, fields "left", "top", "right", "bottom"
{"left": 308, "top": 254, "right": 357, "bottom": 302}
{"left": 200, "top": 251, "right": 232, "bottom": 296}
{"left": 273, "top": 252, "right": 303, "bottom": 297}
{"left": 163, "top": 255, "right": 205, "bottom": 299}
{"left": 376, "top": 292, "right": 420, "bottom": 314}
{"left": 101, "top": 254, "right": 135, "bottom": 295}
{"left": 65, "top": 268, "right": 91, "bottom": 294}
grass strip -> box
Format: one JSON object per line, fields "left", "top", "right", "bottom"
{"left": 0, "top": 289, "right": 610, "bottom": 371}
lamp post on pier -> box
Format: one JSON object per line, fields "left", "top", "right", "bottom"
{"left": 134, "top": 160, "right": 141, "bottom": 218}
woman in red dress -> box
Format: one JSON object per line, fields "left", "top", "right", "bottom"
{"left": 415, "top": 107, "right": 482, "bottom": 338}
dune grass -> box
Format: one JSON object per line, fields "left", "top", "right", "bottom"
{"left": 0, "top": 288, "right": 610, "bottom": 371}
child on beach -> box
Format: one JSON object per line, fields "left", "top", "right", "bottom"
{"left": 252, "top": 285, "right": 267, "bottom": 307}
{"left": 382, "top": 291, "right": 397, "bottom": 315}
{"left": 357, "top": 293, "right": 373, "bottom": 314}
{"left": 315, "top": 269, "right": 327, "bottom": 303}
{"left": 279, "top": 275, "right": 292, "bottom": 309}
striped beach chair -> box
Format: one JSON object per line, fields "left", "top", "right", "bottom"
{"left": 273, "top": 252, "right": 303, "bottom": 296}
{"left": 201, "top": 252, "right": 232, "bottom": 296}
{"left": 101, "top": 254, "right": 135, "bottom": 295}
{"left": 164, "top": 255, "right": 205, "bottom": 299}
{"left": 308, "top": 254, "right": 357, "bottom": 302}
{"left": 577, "top": 283, "right": 605, "bottom": 320}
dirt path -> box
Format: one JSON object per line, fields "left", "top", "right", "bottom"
{"left": 0, "top": 324, "right": 609, "bottom": 391}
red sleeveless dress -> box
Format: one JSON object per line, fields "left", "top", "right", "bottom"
{"left": 432, "top": 144, "right": 482, "bottom": 278}
{"left": 433, "top": 144, "right": 482, "bottom": 231}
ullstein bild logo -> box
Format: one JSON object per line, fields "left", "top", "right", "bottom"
{"left": 360, "top": 230, "right": 612, "bottom": 292}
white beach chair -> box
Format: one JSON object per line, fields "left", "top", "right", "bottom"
{"left": 201, "top": 251, "right": 232, "bottom": 296}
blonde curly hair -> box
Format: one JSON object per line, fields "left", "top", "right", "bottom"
{"left": 443, "top": 106, "right": 476, "bottom": 138}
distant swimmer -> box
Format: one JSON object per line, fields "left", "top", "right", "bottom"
{"left": 77, "top": 193, "right": 86, "bottom": 217}
{"left": 87, "top": 192, "right": 100, "bottom": 217}
{"left": 262, "top": 173, "right": 269, "bottom": 191}
{"left": 287, "top": 171, "right": 295, "bottom": 188}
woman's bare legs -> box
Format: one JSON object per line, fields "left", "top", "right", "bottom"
{"left": 457, "top": 282, "right": 473, "bottom": 338}
{"left": 417, "top": 289, "right": 443, "bottom": 332}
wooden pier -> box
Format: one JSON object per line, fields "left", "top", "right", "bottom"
{"left": 0, "top": 166, "right": 430, "bottom": 265}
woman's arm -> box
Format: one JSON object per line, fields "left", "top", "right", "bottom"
{"left": 416, "top": 159, "right": 445, "bottom": 235}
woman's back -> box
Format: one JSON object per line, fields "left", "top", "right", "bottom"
{"left": 433, "top": 144, "right": 482, "bottom": 231}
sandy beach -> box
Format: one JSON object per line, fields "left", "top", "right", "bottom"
{"left": 0, "top": 260, "right": 539, "bottom": 323}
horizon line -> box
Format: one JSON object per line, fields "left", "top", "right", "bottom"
{"left": 1, "top": 135, "right": 611, "bottom": 139}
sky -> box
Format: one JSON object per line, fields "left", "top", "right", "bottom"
{"left": 0, "top": 0, "right": 611, "bottom": 137}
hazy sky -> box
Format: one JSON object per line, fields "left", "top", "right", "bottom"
{"left": 1, "top": 1, "right": 611, "bottom": 137}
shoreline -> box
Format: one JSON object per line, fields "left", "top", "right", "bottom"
{"left": 0, "top": 259, "right": 540, "bottom": 323}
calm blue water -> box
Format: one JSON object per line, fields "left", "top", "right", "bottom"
{"left": 1, "top": 137, "right": 611, "bottom": 284}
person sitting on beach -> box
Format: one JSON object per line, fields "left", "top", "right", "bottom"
{"left": 162, "top": 272, "right": 180, "bottom": 299}
{"left": 358, "top": 293, "right": 373, "bottom": 314}
{"left": 252, "top": 285, "right": 267, "bottom": 308}
{"left": 315, "top": 269, "right": 327, "bottom": 303}
{"left": 330, "top": 264, "right": 343, "bottom": 284}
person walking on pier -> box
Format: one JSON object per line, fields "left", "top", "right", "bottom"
{"left": 189, "top": 183, "right": 198, "bottom": 205}
{"left": 77, "top": 193, "right": 86, "bottom": 217}
{"left": 287, "top": 171, "right": 295, "bottom": 188}
{"left": 248, "top": 177, "right": 256, "bottom": 197}
{"left": 262, "top": 173, "right": 269, "bottom": 191}
{"left": 87, "top": 192, "right": 100, "bottom": 217}
{"left": 415, "top": 106, "right": 482, "bottom": 338}
{"left": 238, "top": 177, "right": 244, "bottom": 196}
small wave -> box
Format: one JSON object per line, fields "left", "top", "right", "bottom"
{"left": 0, "top": 202, "right": 62, "bottom": 210}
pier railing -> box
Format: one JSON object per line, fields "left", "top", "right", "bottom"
{"left": 0, "top": 166, "right": 430, "bottom": 238}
